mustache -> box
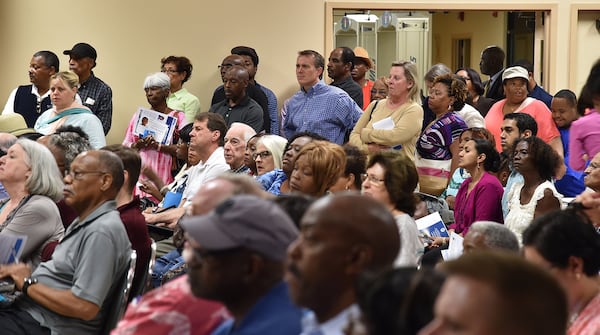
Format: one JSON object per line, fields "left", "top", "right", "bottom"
{"left": 287, "top": 262, "right": 302, "bottom": 279}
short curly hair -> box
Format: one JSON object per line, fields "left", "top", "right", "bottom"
{"left": 367, "top": 150, "right": 419, "bottom": 216}
{"left": 161, "top": 56, "right": 193, "bottom": 83}
{"left": 432, "top": 73, "right": 468, "bottom": 111}
{"left": 512, "top": 136, "right": 561, "bottom": 181}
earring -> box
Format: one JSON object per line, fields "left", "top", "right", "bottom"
{"left": 448, "top": 104, "right": 453, "bottom": 111}
{"left": 477, "top": 162, "right": 481, "bottom": 170}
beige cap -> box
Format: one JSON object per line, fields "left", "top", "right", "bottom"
{"left": 0, "top": 114, "right": 37, "bottom": 137}
{"left": 353, "top": 47, "right": 373, "bottom": 68}
{"left": 502, "top": 66, "right": 529, "bottom": 82}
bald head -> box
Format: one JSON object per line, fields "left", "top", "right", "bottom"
{"left": 306, "top": 193, "right": 400, "bottom": 270}
{"left": 190, "top": 173, "right": 265, "bottom": 215}
{"left": 227, "top": 65, "right": 249, "bottom": 81}
{"left": 223, "top": 65, "right": 249, "bottom": 103}
{"left": 220, "top": 54, "right": 245, "bottom": 81}
{"left": 224, "top": 123, "right": 256, "bottom": 169}
{"left": 286, "top": 192, "right": 400, "bottom": 322}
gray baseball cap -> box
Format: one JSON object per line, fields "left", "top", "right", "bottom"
{"left": 180, "top": 195, "right": 298, "bottom": 261}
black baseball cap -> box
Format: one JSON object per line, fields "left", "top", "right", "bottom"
{"left": 63, "top": 43, "right": 97, "bottom": 60}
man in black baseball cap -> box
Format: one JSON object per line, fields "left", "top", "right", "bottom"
{"left": 63, "top": 42, "right": 97, "bottom": 61}
{"left": 64, "top": 42, "right": 112, "bottom": 134}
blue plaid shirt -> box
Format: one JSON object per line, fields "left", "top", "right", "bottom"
{"left": 283, "top": 81, "right": 362, "bottom": 144}
{"left": 78, "top": 72, "right": 112, "bottom": 134}
{"left": 257, "top": 82, "right": 279, "bottom": 135}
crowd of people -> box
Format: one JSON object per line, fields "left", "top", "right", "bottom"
{"left": 0, "top": 41, "right": 599, "bottom": 335}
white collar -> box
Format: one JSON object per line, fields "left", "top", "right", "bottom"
{"left": 301, "top": 304, "right": 360, "bottom": 335}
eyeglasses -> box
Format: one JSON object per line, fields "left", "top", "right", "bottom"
{"left": 36, "top": 99, "right": 42, "bottom": 114}
{"left": 252, "top": 151, "right": 272, "bottom": 160}
{"left": 218, "top": 64, "right": 234, "bottom": 70}
{"left": 161, "top": 69, "right": 179, "bottom": 74}
{"left": 361, "top": 173, "right": 385, "bottom": 185}
{"left": 65, "top": 170, "right": 108, "bottom": 180}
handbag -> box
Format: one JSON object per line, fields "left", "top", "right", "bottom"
{"left": 416, "top": 154, "right": 451, "bottom": 196}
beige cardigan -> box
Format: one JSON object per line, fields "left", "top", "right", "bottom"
{"left": 349, "top": 98, "right": 424, "bottom": 161}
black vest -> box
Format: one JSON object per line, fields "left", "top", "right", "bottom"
{"left": 14, "top": 85, "right": 52, "bottom": 128}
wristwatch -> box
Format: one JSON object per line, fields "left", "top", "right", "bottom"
{"left": 22, "top": 277, "right": 39, "bottom": 296}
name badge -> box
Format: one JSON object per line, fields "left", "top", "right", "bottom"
{"left": 85, "top": 97, "right": 96, "bottom": 105}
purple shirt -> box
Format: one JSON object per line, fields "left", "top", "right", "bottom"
{"left": 569, "top": 110, "right": 600, "bottom": 171}
{"left": 450, "top": 172, "right": 504, "bottom": 234}
{"left": 417, "top": 112, "right": 467, "bottom": 160}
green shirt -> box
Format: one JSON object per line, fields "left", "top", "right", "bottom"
{"left": 166, "top": 87, "right": 200, "bottom": 123}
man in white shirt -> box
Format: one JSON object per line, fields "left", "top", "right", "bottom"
{"left": 143, "top": 112, "right": 230, "bottom": 227}
{"left": 3, "top": 51, "right": 59, "bottom": 127}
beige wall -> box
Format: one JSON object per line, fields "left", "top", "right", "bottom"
{"left": 431, "top": 11, "right": 506, "bottom": 69}
{"left": 575, "top": 10, "right": 600, "bottom": 90}
{"left": 1, "top": 0, "right": 599, "bottom": 144}
{"left": 0, "top": 0, "right": 325, "bottom": 144}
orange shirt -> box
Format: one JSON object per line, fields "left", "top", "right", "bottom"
{"left": 361, "top": 80, "right": 375, "bottom": 110}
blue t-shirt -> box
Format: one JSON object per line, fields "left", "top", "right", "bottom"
{"left": 554, "top": 127, "right": 585, "bottom": 197}
{"left": 211, "top": 281, "right": 302, "bottom": 335}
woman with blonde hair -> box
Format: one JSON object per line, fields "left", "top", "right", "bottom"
{"left": 0, "top": 139, "right": 64, "bottom": 267}
{"left": 34, "top": 71, "right": 106, "bottom": 148}
{"left": 289, "top": 141, "right": 346, "bottom": 197}
{"left": 350, "top": 61, "right": 423, "bottom": 159}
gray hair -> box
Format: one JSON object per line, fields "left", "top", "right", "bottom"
{"left": 469, "top": 221, "right": 520, "bottom": 252}
{"left": 256, "top": 135, "right": 288, "bottom": 170}
{"left": 143, "top": 72, "right": 170, "bottom": 91}
{"left": 0, "top": 133, "right": 17, "bottom": 151}
{"left": 18, "top": 139, "right": 64, "bottom": 201}
{"left": 48, "top": 131, "right": 92, "bottom": 170}
{"left": 228, "top": 122, "right": 257, "bottom": 142}
{"left": 424, "top": 63, "right": 451, "bottom": 83}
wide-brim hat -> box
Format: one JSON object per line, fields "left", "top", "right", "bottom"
{"left": 0, "top": 114, "right": 37, "bottom": 137}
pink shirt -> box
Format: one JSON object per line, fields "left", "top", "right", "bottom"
{"left": 123, "top": 110, "right": 187, "bottom": 198}
{"left": 568, "top": 292, "right": 600, "bottom": 335}
{"left": 450, "top": 172, "right": 504, "bottom": 234}
{"left": 485, "top": 97, "right": 560, "bottom": 153}
{"left": 112, "top": 276, "right": 228, "bottom": 335}
{"left": 569, "top": 110, "right": 600, "bottom": 171}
